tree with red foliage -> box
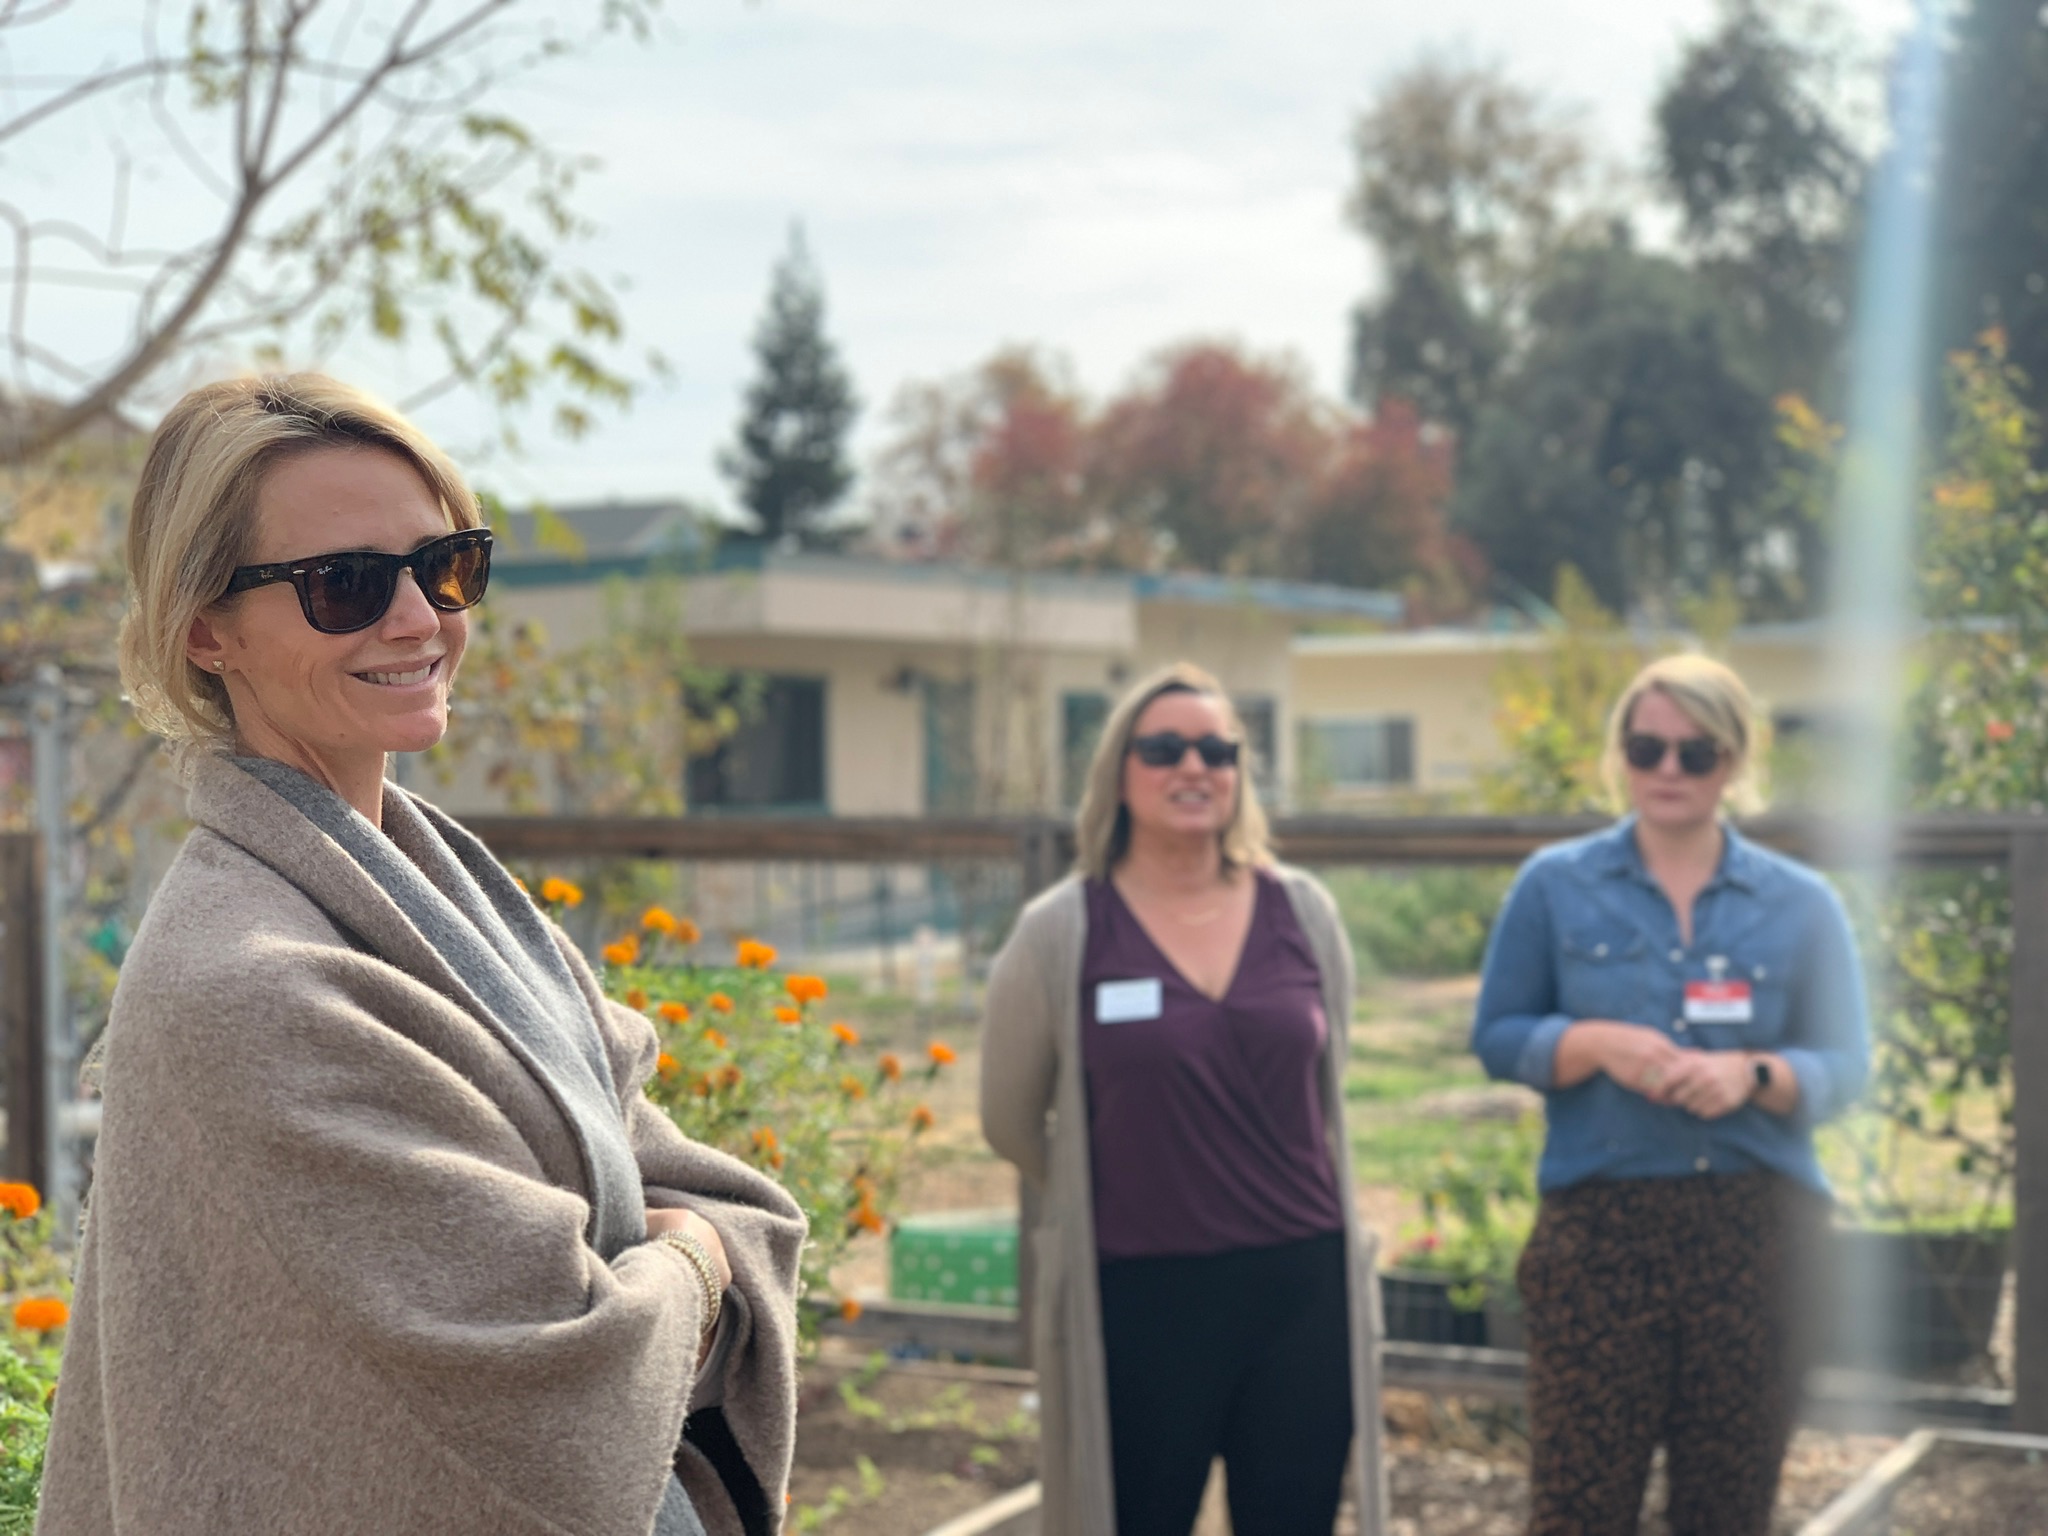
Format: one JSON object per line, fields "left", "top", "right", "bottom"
{"left": 1299, "top": 397, "right": 1481, "bottom": 614}
{"left": 867, "top": 348, "right": 1091, "bottom": 567}
{"left": 1088, "top": 342, "right": 1327, "bottom": 576}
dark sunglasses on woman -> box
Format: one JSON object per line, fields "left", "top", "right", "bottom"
{"left": 1622, "top": 731, "right": 1722, "bottom": 777}
{"left": 1129, "top": 730, "right": 1242, "bottom": 769}
{"left": 222, "top": 528, "right": 493, "bottom": 635}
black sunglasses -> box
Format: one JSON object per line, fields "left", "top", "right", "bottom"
{"left": 223, "top": 528, "right": 493, "bottom": 635}
{"left": 1623, "top": 732, "right": 1722, "bottom": 777}
{"left": 1130, "top": 731, "right": 1242, "bottom": 770}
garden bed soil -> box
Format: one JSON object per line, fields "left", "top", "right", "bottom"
{"left": 788, "top": 1360, "right": 1896, "bottom": 1536}
{"left": 1881, "top": 1441, "right": 2048, "bottom": 1534}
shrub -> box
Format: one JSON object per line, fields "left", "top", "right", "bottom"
{"left": 1323, "top": 867, "right": 1512, "bottom": 977}
{"left": 1390, "top": 1115, "right": 1541, "bottom": 1310}
{"left": 0, "top": 1190, "right": 70, "bottom": 1534}
{"left": 555, "top": 897, "right": 956, "bottom": 1337}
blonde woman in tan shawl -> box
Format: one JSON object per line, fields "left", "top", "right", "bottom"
{"left": 981, "top": 663, "right": 1386, "bottom": 1536}
{"left": 37, "top": 375, "right": 805, "bottom": 1536}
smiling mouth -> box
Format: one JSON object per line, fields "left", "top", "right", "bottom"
{"left": 355, "top": 658, "right": 442, "bottom": 687}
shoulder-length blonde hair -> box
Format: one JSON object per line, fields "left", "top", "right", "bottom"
{"left": 1072, "top": 662, "right": 1272, "bottom": 879}
{"left": 118, "top": 373, "right": 479, "bottom": 753}
{"left": 1600, "top": 652, "right": 1769, "bottom": 814}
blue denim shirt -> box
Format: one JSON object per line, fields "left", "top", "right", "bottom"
{"left": 1472, "top": 817, "right": 1869, "bottom": 1195}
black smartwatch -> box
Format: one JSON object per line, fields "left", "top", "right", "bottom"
{"left": 1750, "top": 1056, "right": 1774, "bottom": 1098}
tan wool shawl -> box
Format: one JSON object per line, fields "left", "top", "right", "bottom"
{"left": 37, "top": 756, "right": 806, "bottom": 1536}
{"left": 980, "top": 868, "right": 1388, "bottom": 1536}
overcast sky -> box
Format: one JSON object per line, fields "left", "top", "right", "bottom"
{"left": 22, "top": 0, "right": 1914, "bottom": 512}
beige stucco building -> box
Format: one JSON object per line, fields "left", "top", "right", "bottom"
{"left": 451, "top": 503, "right": 1402, "bottom": 820}
{"left": 1287, "top": 622, "right": 1834, "bottom": 809}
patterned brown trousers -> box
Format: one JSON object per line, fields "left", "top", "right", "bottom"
{"left": 1517, "top": 1172, "right": 1825, "bottom": 1536}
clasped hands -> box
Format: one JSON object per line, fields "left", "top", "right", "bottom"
{"left": 1582, "top": 1021, "right": 1756, "bottom": 1120}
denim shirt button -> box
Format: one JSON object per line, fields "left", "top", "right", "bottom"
{"left": 1594, "top": 943, "right": 1609, "bottom": 958}
{"left": 1669, "top": 948, "right": 1684, "bottom": 963}
{"left": 1672, "top": 1019, "right": 1687, "bottom": 1033}
{"left": 1694, "top": 1156, "right": 1710, "bottom": 1172}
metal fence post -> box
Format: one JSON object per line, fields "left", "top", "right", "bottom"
{"left": 0, "top": 833, "right": 45, "bottom": 1195}
{"left": 2009, "top": 828, "right": 2048, "bottom": 1431}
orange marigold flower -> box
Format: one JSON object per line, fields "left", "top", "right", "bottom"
{"left": 718, "top": 1064, "right": 744, "bottom": 1090}
{"left": 785, "top": 974, "right": 828, "bottom": 1005}
{"left": 735, "top": 938, "right": 778, "bottom": 970}
{"left": 771, "top": 1151, "right": 785, "bottom": 1169}
{"left": 655, "top": 1052, "right": 681, "bottom": 1080}
{"left": 909, "top": 1104, "right": 936, "bottom": 1132}
{"left": 539, "top": 877, "right": 583, "bottom": 907}
{"left": 601, "top": 933, "right": 641, "bottom": 967}
{"left": 928, "top": 1041, "right": 958, "bottom": 1066}
{"left": 853, "top": 1175, "right": 877, "bottom": 1200}
{"left": 0, "top": 1184, "right": 41, "bottom": 1221}
{"left": 702, "top": 1028, "right": 730, "bottom": 1051}
{"left": 751, "top": 1126, "right": 779, "bottom": 1153}
{"left": 830, "top": 1021, "right": 861, "bottom": 1047}
{"left": 840, "top": 1074, "right": 868, "bottom": 1100}
{"left": 1987, "top": 718, "right": 2017, "bottom": 742}
{"left": 625, "top": 988, "right": 650, "bottom": 1012}
{"left": 774, "top": 1005, "right": 802, "bottom": 1024}
{"left": 839, "top": 1296, "right": 863, "bottom": 1322}
{"left": 657, "top": 1000, "right": 692, "bottom": 1024}
{"left": 674, "top": 917, "right": 702, "bottom": 946}
{"left": 12, "top": 1297, "right": 66, "bottom": 1332}
{"left": 878, "top": 1053, "right": 903, "bottom": 1082}
{"left": 641, "top": 906, "right": 679, "bottom": 936}
{"left": 854, "top": 1202, "right": 885, "bottom": 1235}
{"left": 708, "top": 992, "right": 735, "bottom": 1014}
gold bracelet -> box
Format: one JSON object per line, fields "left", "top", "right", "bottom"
{"left": 657, "top": 1228, "right": 724, "bottom": 1337}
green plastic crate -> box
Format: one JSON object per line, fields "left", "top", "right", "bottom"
{"left": 889, "top": 1209, "right": 1019, "bottom": 1309}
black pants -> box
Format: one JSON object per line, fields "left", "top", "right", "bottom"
{"left": 1097, "top": 1230, "right": 1353, "bottom": 1536}
{"left": 1518, "top": 1172, "right": 1824, "bottom": 1536}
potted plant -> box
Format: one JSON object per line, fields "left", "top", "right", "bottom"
{"left": 1386, "top": 1114, "right": 1539, "bottom": 1351}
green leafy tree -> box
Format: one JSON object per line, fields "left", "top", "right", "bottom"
{"left": 1455, "top": 236, "right": 1785, "bottom": 617}
{"left": 1935, "top": 0, "right": 2048, "bottom": 415}
{"left": 720, "top": 230, "right": 860, "bottom": 543}
{"left": 1655, "top": 0, "right": 1864, "bottom": 402}
{"left": 1346, "top": 60, "right": 1600, "bottom": 435}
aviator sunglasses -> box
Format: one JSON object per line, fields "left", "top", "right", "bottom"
{"left": 1129, "top": 730, "right": 1242, "bottom": 770}
{"left": 222, "top": 528, "right": 493, "bottom": 635}
{"left": 1623, "top": 731, "right": 1723, "bottom": 777}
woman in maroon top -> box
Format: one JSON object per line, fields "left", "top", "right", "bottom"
{"left": 982, "top": 662, "right": 1374, "bottom": 1536}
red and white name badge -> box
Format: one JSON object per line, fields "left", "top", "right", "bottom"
{"left": 1684, "top": 980, "right": 1754, "bottom": 1024}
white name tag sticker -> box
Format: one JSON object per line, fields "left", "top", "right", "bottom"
{"left": 1684, "top": 980, "right": 1754, "bottom": 1024}
{"left": 1095, "top": 978, "right": 1164, "bottom": 1024}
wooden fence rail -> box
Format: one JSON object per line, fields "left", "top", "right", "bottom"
{"left": 5, "top": 811, "right": 2046, "bottom": 1427}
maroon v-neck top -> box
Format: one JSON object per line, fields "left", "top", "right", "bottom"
{"left": 1080, "top": 868, "right": 1347, "bottom": 1260}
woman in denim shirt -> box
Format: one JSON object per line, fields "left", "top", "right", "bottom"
{"left": 1473, "top": 655, "right": 1869, "bottom": 1536}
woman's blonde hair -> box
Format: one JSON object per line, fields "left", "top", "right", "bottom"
{"left": 118, "top": 373, "right": 479, "bottom": 752}
{"left": 1601, "top": 653, "right": 1768, "bottom": 814}
{"left": 1072, "top": 661, "right": 1272, "bottom": 879}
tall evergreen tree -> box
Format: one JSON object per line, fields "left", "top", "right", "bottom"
{"left": 720, "top": 228, "right": 859, "bottom": 541}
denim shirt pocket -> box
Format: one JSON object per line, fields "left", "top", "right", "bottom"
{"left": 1557, "top": 927, "right": 1653, "bottom": 1024}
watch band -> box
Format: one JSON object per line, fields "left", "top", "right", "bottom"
{"left": 1750, "top": 1055, "right": 1773, "bottom": 1096}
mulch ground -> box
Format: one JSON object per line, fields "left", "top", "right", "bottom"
{"left": 1885, "top": 1441, "right": 2048, "bottom": 1534}
{"left": 788, "top": 1358, "right": 1899, "bottom": 1536}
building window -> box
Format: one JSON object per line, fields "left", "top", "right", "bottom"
{"left": 1298, "top": 716, "right": 1415, "bottom": 790}
{"left": 1062, "top": 692, "right": 1110, "bottom": 808}
{"left": 687, "top": 675, "right": 827, "bottom": 811}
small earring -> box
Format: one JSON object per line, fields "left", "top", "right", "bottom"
{"left": 212, "top": 660, "right": 226, "bottom": 672}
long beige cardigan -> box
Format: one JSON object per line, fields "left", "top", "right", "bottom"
{"left": 980, "top": 868, "right": 1388, "bottom": 1536}
{"left": 38, "top": 757, "right": 806, "bottom": 1536}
